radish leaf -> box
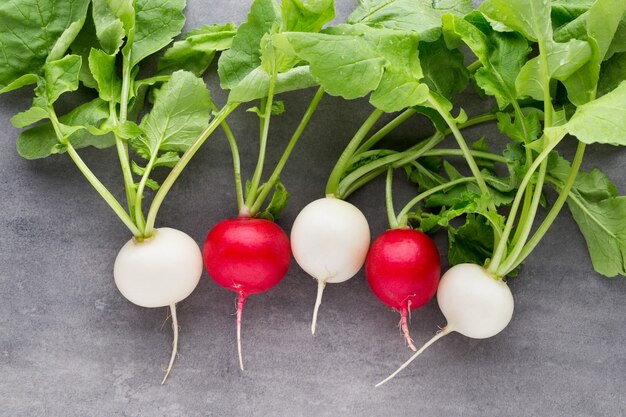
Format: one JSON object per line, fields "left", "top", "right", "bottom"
{"left": 349, "top": 0, "right": 472, "bottom": 42}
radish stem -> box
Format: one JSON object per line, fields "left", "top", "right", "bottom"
{"left": 326, "top": 109, "right": 385, "bottom": 196}
{"left": 385, "top": 167, "right": 399, "bottom": 229}
{"left": 250, "top": 87, "right": 325, "bottom": 215}
{"left": 236, "top": 292, "right": 247, "bottom": 371}
{"left": 376, "top": 326, "right": 453, "bottom": 387}
{"left": 400, "top": 306, "right": 417, "bottom": 351}
{"left": 161, "top": 303, "right": 178, "bottom": 384}
{"left": 311, "top": 279, "right": 326, "bottom": 335}
{"left": 145, "top": 103, "right": 238, "bottom": 236}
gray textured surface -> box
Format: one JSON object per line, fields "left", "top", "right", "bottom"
{"left": 1, "top": 1, "right": 625, "bottom": 416}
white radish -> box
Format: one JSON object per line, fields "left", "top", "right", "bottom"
{"left": 376, "top": 263, "right": 514, "bottom": 386}
{"left": 290, "top": 197, "right": 371, "bottom": 334}
{"left": 114, "top": 227, "right": 203, "bottom": 383}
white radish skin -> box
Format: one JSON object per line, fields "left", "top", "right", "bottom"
{"left": 438, "top": 263, "right": 514, "bottom": 338}
{"left": 113, "top": 227, "right": 202, "bottom": 383}
{"left": 290, "top": 197, "right": 371, "bottom": 334}
{"left": 376, "top": 263, "right": 514, "bottom": 386}
{"left": 114, "top": 227, "right": 202, "bottom": 308}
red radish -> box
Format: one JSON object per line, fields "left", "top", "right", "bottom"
{"left": 366, "top": 228, "right": 440, "bottom": 351}
{"left": 203, "top": 217, "right": 291, "bottom": 370}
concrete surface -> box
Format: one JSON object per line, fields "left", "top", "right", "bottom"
{"left": 0, "top": 1, "right": 624, "bottom": 416}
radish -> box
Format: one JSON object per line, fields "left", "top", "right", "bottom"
{"left": 290, "top": 197, "right": 371, "bottom": 334}
{"left": 376, "top": 263, "right": 514, "bottom": 386}
{"left": 114, "top": 227, "right": 203, "bottom": 383}
{"left": 366, "top": 228, "right": 440, "bottom": 351}
{"left": 203, "top": 218, "right": 291, "bottom": 370}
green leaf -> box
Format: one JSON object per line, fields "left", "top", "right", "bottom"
{"left": 258, "top": 181, "right": 290, "bottom": 220}
{"left": 605, "top": 15, "right": 626, "bottom": 59}
{"left": 218, "top": 0, "right": 281, "bottom": 89}
{"left": 566, "top": 81, "right": 626, "bottom": 145}
{"left": 551, "top": 0, "right": 594, "bottom": 29}
{"left": 158, "top": 23, "right": 237, "bottom": 76}
{"left": 48, "top": 14, "right": 88, "bottom": 62}
{"left": 106, "top": 0, "right": 136, "bottom": 34}
{"left": 515, "top": 38, "right": 593, "bottom": 100}
{"left": 549, "top": 161, "right": 626, "bottom": 277}
{"left": 247, "top": 100, "right": 285, "bottom": 117}
{"left": 496, "top": 109, "right": 540, "bottom": 143}
{"left": 448, "top": 213, "right": 496, "bottom": 267}
{"left": 42, "top": 55, "right": 83, "bottom": 104}
{"left": 16, "top": 98, "right": 114, "bottom": 159}
{"left": 0, "top": 0, "right": 90, "bottom": 92}
{"left": 417, "top": 37, "right": 469, "bottom": 98}
{"left": 284, "top": 24, "right": 424, "bottom": 109}
{"left": 555, "top": 0, "right": 626, "bottom": 105}
{"left": 479, "top": 0, "right": 552, "bottom": 42}
{"left": 126, "top": 0, "right": 186, "bottom": 67}
{"left": 443, "top": 13, "right": 530, "bottom": 109}
{"left": 281, "top": 0, "right": 335, "bottom": 33}
{"left": 92, "top": 0, "right": 126, "bottom": 54}
{"left": 131, "top": 71, "right": 212, "bottom": 161}
{"left": 11, "top": 106, "right": 50, "bottom": 129}
{"left": 89, "top": 49, "right": 122, "bottom": 102}
{"left": 349, "top": 0, "right": 473, "bottom": 43}
{"left": 227, "top": 65, "right": 318, "bottom": 103}
{"left": 554, "top": 0, "right": 626, "bottom": 60}
{"left": 598, "top": 52, "right": 626, "bottom": 96}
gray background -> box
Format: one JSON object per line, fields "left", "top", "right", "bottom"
{"left": 1, "top": 1, "right": 624, "bottom": 416}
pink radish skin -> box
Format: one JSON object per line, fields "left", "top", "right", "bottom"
{"left": 203, "top": 217, "right": 291, "bottom": 370}
{"left": 376, "top": 263, "right": 514, "bottom": 386}
{"left": 366, "top": 229, "right": 440, "bottom": 351}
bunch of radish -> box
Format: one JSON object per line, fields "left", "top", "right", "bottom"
{"left": 2, "top": 0, "right": 624, "bottom": 389}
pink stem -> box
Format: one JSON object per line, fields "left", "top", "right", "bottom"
{"left": 236, "top": 292, "right": 247, "bottom": 371}
{"left": 401, "top": 306, "right": 417, "bottom": 352}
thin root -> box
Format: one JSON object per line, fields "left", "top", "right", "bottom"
{"left": 236, "top": 292, "right": 247, "bottom": 371}
{"left": 311, "top": 280, "right": 327, "bottom": 335}
{"left": 376, "top": 326, "right": 452, "bottom": 387}
{"left": 161, "top": 303, "right": 179, "bottom": 384}
{"left": 400, "top": 307, "right": 417, "bottom": 352}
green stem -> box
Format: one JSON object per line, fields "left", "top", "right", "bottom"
{"left": 354, "top": 108, "right": 416, "bottom": 155}
{"left": 210, "top": 102, "right": 243, "bottom": 212}
{"left": 396, "top": 177, "right": 476, "bottom": 227}
{"left": 144, "top": 103, "right": 238, "bottom": 236}
{"left": 48, "top": 107, "right": 141, "bottom": 236}
{"left": 65, "top": 143, "right": 142, "bottom": 237}
{"left": 506, "top": 103, "right": 535, "bottom": 249}
{"left": 501, "top": 143, "right": 586, "bottom": 276}
{"left": 244, "top": 70, "right": 278, "bottom": 211}
{"left": 487, "top": 134, "right": 562, "bottom": 275}
{"left": 390, "top": 134, "right": 443, "bottom": 168}
{"left": 467, "top": 60, "right": 482, "bottom": 73}
{"left": 325, "top": 109, "right": 385, "bottom": 197}
{"left": 341, "top": 166, "right": 388, "bottom": 199}
{"left": 134, "top": 150, "right": 157, "bottom": 233}
{"left": 497, "top": 157, "right": 548, "bottom": 274}
{"left": 337, "top": 135, "right": 441, "bottom": 199}
{"left": 427, "top": 95, "right": 493, "bottom": 208}
{"left": 422, "top": 148, "right": 508, "bottom": 163}
{"left": 490, "top": 36, "right": 553, "bottom": 274}
{"left": 456, "top": 112, "right": 498, "bottom": 130}
{"left": 114, "top": 52, "right": 137, "bottom": 214}
{"left": 336, "top": 111, "right": 497, "bottom": 200}
{"left": 385, "top": 167, "right": 399, "bottom": 229}
{"left": 250, "top": 87, "right": 325, "bottom": 215}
